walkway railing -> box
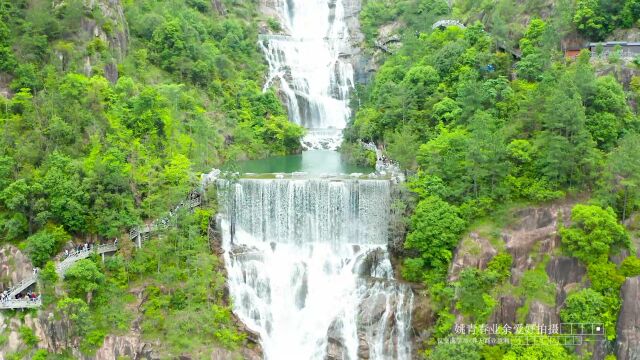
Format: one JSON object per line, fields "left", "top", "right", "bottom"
{"left": 56, "top": 244, "right": 119, "bottom": 277}
{"left": 129, "top": 193, "right": 202, "bottom": 246}
{"left": 4, "top": 275, "right": 38, "bottom": 300}
{"left": 2, "top": 190, "right": 204, "bottom": 310}
{"left": 0, "top": 243, "right": 119, "bottom": 310}
{"left": 432, "top": 19, "right": 465, "bottom": 29}
{"left": 0, "top": 298, "right": 42, "bottom": 310}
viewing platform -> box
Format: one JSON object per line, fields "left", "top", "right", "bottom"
{"left": 0, "top": 243, "right": 118, "bottom": 310}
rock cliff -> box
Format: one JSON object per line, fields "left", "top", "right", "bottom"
{"left": 616, "top": 276, "right": 640, "bottom": 360}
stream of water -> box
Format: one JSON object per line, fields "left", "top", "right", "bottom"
{"left": 216, "top": 1, "right": 413, "bottom": 359}
{"left": 259, "top": 0, "right": 354, "bottom": 150}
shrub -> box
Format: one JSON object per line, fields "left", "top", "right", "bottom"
{"left": 620, "top": 256, "right": 640, "bottom": 277}
{"left": 404, "top": 196, "right": 466, "bottom": 272}
{"left": 25, "top": 225, "right": 71, "bottom": 267}
{"left": 560, "top": 204, "right": 630, "bottom": 264}
{"left": 587, "top": 261, "right": 625, "bottom": 295}
{"left": 19, "top": 326, "right": 38, "bottom": 347}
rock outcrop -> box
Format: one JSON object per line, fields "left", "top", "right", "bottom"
{"left": 545, "top": 256, "right": 586, "bottom": 306}
{"left": 0, "top": 245, "right": 34, "bottom": 292}
{"left": 449, "top": 232, "right": 497, "bottom": 281}
{"left": 489, "top": 296, "right": 524, "bottom": 325}
{"left": 616, "top": 276, "right": 640, "bottom": 360}
{"left": 80, "top": 0, "right": 129, "bottom": 83}
{"left": 502, "top": 205, "right": 570, "bottom": 283}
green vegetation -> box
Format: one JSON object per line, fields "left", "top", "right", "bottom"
{"left": 560, "top": 204, "right": 630, "bottom": 263}
{"left": 402, "top": 195, "right": 466, "bottom": 282}
{"left": 0, "top": 0, "right": 304, "bottom": 244}
{"left": 25, "top": 225, "right": 71, "bottom": 267}
{"left": 0, "top": 0, "right": 293, "bottom": 356}
{"left": 573, "top": 0, "right": 640, "bottom": 40}
{"left": 454, "top": 253, "right": 512, "bottom": 321}
{"left": 350, "top": 0, "right": 640, "bottom": 358}
{"left": 0, "top": 0, "right": 639, "bottom": 358}
{"left": 620, "top": 255, "right": 640, "bottom": 276}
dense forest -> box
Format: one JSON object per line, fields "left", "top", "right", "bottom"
{"left": 0, "top": 0, "right": 299, "bottom": 358}
{"left": 0, "top": 0, "right": 639, "bottom": 359}
{"left": 347, "top": 0, "right": 640, "bottom": 358}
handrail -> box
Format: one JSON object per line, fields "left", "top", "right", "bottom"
{"left": 5, "top": 274, "right": 38, "bottom": 298}
{"left": 432, "top": 19, "right": 465, "bottom": 29}
{"left": 1, "top": 190, "right": 203, "bottom": 310}
{"left": 0, "top": 298, "right": 42, "bottom": 309}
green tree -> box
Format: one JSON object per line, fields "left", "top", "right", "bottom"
{"left": 0, "top": 19, "right": 15, "bottom": 71}
{"left": 385, "top": 127, "right": 420, "bottom": 170}
{"left": 535, "top": 80, "right": 598, "bottom": 189}
{"left": 587, "top": 261, "right": 625, "bottom": 295}
{"left": 466, "top": 111, "right": 507, "bottom": 199}
{"left": 431, "top": 341, "right": 482, "bottom": 360}
{"left": 620, "top": 256, "right": 640, "bottom": 277}
{"left": 25, "top": 225, "right": 71, "bottom": 267}
{"left": 503, "top": 335, "right": 574, "bottom": 359}
{"left": 404, "top": 196, "right": 466, "bottom": 274}
{"left": 561, "top": 288, "right": 608, "bottom": 322}
{"left": 417, "top": 127, "right": 470, "bottom": 201}
{"left": 560, "top": 204, "right": 630, "bottom": 263}
{"left": 64, "top": 259, "right": 105, "bottom": 304}
{"left": 574, "top": 0, "right": 609, "bottom": 40}
{"left": 585, "top": 76, "right": 634, "bottom": 151}
{"left": 39, "top": 152, "right": 89, "bottom": 232}
{"left": 55, "top": 297, "right": 92, "bottom": 337}
{"left": 603, "top": 133, "right": 640, "bottom": 221}
{"left": 516, "top": 19, "right": 551, "bottom": 80}
{"left": 560, "top": 287, "right": 618, "bottom": 340}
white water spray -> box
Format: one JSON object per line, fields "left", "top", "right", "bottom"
{"left": 259, "top": 0, "right": 355, "bottom": 150}
{"left": 218, "top": 179, "right": 413, "bottom": 360}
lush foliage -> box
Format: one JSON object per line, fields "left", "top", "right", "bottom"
{"left": 454, "top": 253, "right": 512, "bottom": 321}
{"left": 560, "top": 204, "right": 630, "bottom": 264}
{"left": 25, "top": 225, "right": 70, "bottom": 267}
{"left": 352, "top": 0, "right": 640, "bottom": 358}
{"left": 620, "top": 255, "right": 640, "bottom": 276}
{"left": 0, "top": 0, "right": 289, "bottom": 356}
{"left": 0, "top": 0, "right": 304, "bottom": 246}
{"left": 402, "top": 195, "right": 466, "bottom": 281}
{"left": 573, "top": 0, "right": 640, "bottom": 40}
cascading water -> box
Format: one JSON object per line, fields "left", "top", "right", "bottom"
{"left": 215, "top": 1, "right": 412, "bottom": 358}
{"left": 259, "top": 0, "right": 355, "bottom": 150}
{"left": 218, "top": 178, "right": 413, "bottom": 360}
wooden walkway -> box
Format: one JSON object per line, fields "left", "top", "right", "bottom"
{"left": 1, "top": 191, "right": 203, "bottom": 310}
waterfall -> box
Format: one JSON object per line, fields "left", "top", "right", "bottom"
{"left": 218, "top": 178, "right": 413, "bottom": 360}
{"left": 259, "top": 0, "right": 355, "bottom": 150}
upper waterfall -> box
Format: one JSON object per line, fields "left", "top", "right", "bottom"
{"left": 259, "top": 0, "right": 356, "bottom": 150}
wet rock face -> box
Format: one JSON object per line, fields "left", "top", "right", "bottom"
{"left": 616, "top": 276, "right": 640, "bottom": 360}
{"left": 326, "top": 319, "right": 348, "bottom": 360}
{"left": 356, "top": 248, "right": 388, "bottom": 278}
{"left": 359, "top": 291, "right": 389, "bottom": 326}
